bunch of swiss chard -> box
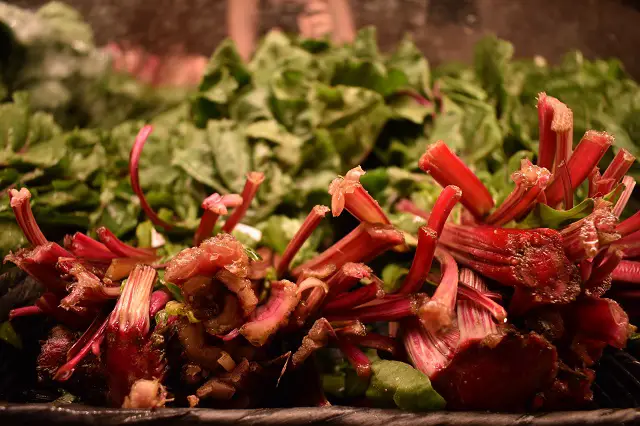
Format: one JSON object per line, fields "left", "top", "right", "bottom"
{"left": 3, "top": 90, "right": 640, "bottom": 412}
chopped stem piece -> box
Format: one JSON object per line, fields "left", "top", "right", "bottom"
{"left": 617, "top": 210, "right": 640, "bottom": 237}
{"left": 276, "top": 205, "right": 330, "bottom": 277}
{"left": 129, "top": 125, "right": 173, "bottom": 230}
{"left": 600, "top": 148, "right": 636, "bottom": 194}
{"left": 537, "top": 93, "right": 572, "bottom": 171}
{"left": 556, "top": 161, "right": 574, "bottom": 210}
{"left": 65, "top": 233, "right": 117, "bottom": 262}
{"left": 55, "top": 316, "right": 109, "bottom": 381}
{"left": 222, "top": 172, "right": 265, "bottom": 233}
{"left": 325, "top": 295, "right": 424, "bottom": 323}
{"left": 150, "top": 290, "right": 172, "bottom": 317}
{"left": 9, "top": 304, "right": 44, "bottom": 320}
{"left": 612, "top": 260, "right": 640, "bottom": 283}
{"left": 458, "top": 269, "right": 507, "bottom": 323}
{"left": 427, "top": 185, "right": 461, "bottom": 236}
{"left": 328, "top": 166, "right": 390, "bottom": 224}
{"left": 326, "top": 263, "right": 372, "bottom": 296}
{"left": 419, "top": 141, "right": 494, "bottom": 220}
{"left": 348, "top": 333, "right": 400, "bottom": 356}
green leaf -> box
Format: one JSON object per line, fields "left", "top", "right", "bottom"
{"left": 0, "top": 321, "right": 22, "bottom": 349}
{"left": 207, "top": 120, "right": 251, "bottom": 193}
{"left": 386, "top": 35, "right": 431, "bottom": 95}
{"left": 244, "top": 246, "right": 263, "bottom": 262}
{"left": 244, "top": 120, "right": 302, "bottom": 169}
{"left": 135, "top": 220, "right": 154, "bottom": 248}
{"left": 160, "top": 281, "right": 184, "bottom": 302}
{"left": 172, "top": 127, "right": 228, "bottom": 193}
{"left": 381, "top": 264, "right": 409, "bottom": 294}
{"left": 388, "top": 94, "right": 434, "bottom": 124}
{"left": 366, "top": 359, "right": 446, "bottom": 411}
{"left": 517, "top": 198, "right": 595, "bottom": 230}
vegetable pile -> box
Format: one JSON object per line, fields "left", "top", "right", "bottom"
{"left": 4, "top": 88, "right": 640, "bottom": 411}
{"left": 2, "top": 0, "right": 640, "bottom": 413}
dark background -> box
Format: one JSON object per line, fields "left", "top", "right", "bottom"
{"left": 7, "top": 0, "right": 640, "bottom": 78}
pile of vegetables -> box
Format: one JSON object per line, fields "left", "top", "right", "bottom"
{"left": 2, "top": 0, "right": 640, "bottom": 413}
{"left": 4, "top": 89, "right": 640, "bottom": 410}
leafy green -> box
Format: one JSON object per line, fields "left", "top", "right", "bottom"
{"left": 0, "top": 321, "right": 22, "bottom": 349}
{"left": 366, "top": 359, "right": 446, "bottom": 411}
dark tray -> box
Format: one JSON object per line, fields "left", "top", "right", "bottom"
{"left": 1, "top": 405, "right": 640, "bottom": 426}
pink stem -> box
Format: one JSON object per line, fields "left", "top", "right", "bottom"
{"left": 545, "top": 131, "right": 613, "bottom": 207}
{"left": 277, "top": 205, "right": 330, "bottom": 277}
{"left": 618, "top": 211, "right": 640, "bottom": 236}
{"left": 329, "top": 166, "right": 391, "bottom": 224}
{"left": 9, "top": 188, "right": 48, "bottom": 246}
{"left": 325, "top": 295, "right": 422, "bottom": 323}
{"left": 585, "top": 250, "right": 623, "bottom": 292}
{"left": 129, "top": 125, "right": 174, "bottom": 230}
{"left": 348, "top": 333, "right": 400, "bottom": 356}
{"left": 291, "top": 223, "right": 404, "bottom": 278}
{"left": 194, "top": 193, "right": 243, "bottom": 246}
{"left": 55, "top": 316, "right": 109, "bottom": 381}
{"left": 222, "top": 172, "right": 265, "bottom": 233}
{"left": 457, "top": 282, "right": 506, "bottom": 323}
{"left": 9, "top": 305, "right": 44, "bottom": 320}
{"left": 600, "top": 148, "right": 636, "bottom": 194}
{"left": 419, "top": 141, "right": 494, "bottom": 220}
{"left": 96, "top": 227, "right": 157, "bottom": 260}
{"left": 149, "top": 289, "right": 172, "bottom": 316}
{"left": 65, "top": 233, "right": 117, "bottom": 262}
{"left": 612, "top": 260, "right": 640, "bottom": 283}
{"left": 556, "top": 161, "right": 574, "bottom": 209}
{"left": 323, "top": 279, "right": 384, "bottom": 312}
{"left": 588, "top": 168, "right": 601, "bottom": 198}
{"left": 427, "top": 185, "right": 461, "bottom": 236}
{"left": 398, "top": 227, "right": 437, "bottom": 295}
{"left": 326, "top": 263, "right": 372, "bottom": 297}
{"left": 418, "top": 248, "right": 459, "bottom": 334}
{"left": 612, "top": 176, "right": 635, "bottom": 218}
{"left": 336, "top": 337, "right": 371, "bottom": 378}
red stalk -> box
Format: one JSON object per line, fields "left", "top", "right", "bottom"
{"left": 588, "top": 168, "right": 601, "bottom": 198}
{"left": 9, "top": 188, "right": 47, "bottom": 246}
{"left": 35, "top": 293, "right": 93, "bottom": 329}
{"left": 5, "top": 247, "right": 68, "bottom": 294}
{"left": 612, "top": 176, "right": 635, "bottom": 218}
{"left": 149, "top": 289, "right": 172, "bottom": 316}
{"left": 418, "top": 248, "right": 459, "bottom": 334}
{"left": 426, "top": 185, "right": 461, "bottom": 236}
{"left": 397, "top": 226, "right": 437, "bottom": 295}
{"left": 395, "top": 198, "right": 430, "bottom": 221}
{"left": 348, "top": 333, "right": 400, "bottom": 356}
{"left": 486, "top": 160, "right": 551, "bottom": 226}
{"left": 9, "top": 305, "right": 44, "bottom": 320}
{"left": 67, "top": 314, "right": 107, "bottom": 361}
{"left": 276, "top": 205, "right": 330, "bottom": 277}
{"left": 222, "top": 172, "right": 265, "bottom": 233}
{"left": 328, "top": 166, "right": 390, "bottom": 224}
{"left": 537, "top": 93, "right": 572, "bottom": 171}
{"left": 569, "top": 297, "right": 631, "bottom": 349}
{"left": 617, "top": 210, "right": 640, "bottom": 236}
{"left": 326, "top": 262, "right": 372, "bottom": 296}
{"left": 55, "top": 316, "right": 109, "bottom": 381}
{"left": 129, "top": 125, "right": 173, "bottom": 230}
{"left": 325, "top": 295, "right": 424, "bottom": 323}
{"left": 457, "top": 269, "right": 507, "bottom": 323}
{"left": 58, "top": 259, "right": 121, "bottom": 310}
{"left": 194, "top": 193, "right": 243, "bottom": 246}
{"left": 65, "top": 233, "right": 117, "bottom": 262}
{"left": 96, "top": 227, "right": 157, "bottom": 260}
{"left": 599, "top": 148, "right": 636, "bottom": 194}
{"left": 291, "top": 223, "right": 404, "bottom": 278}
{"left": 336, "top": 337, "right": 371, "bottom": 378}
{"left": 612, "top": 260, "right": 640, "bottom": 283}
{"left": 545, "top": 131, "right": 614, "bottom": 207}
{"left": 323, "top": 279, "right": 385, "bottom": 312}
{"left": 583, "top": 249, "right": 623, "bottom": 296}
{"left": 556, "top": 161, "right": 574, "bottom": 210}
{"left": 419, "top": 141, "right": 494, "bottom": 220}
{"left": 106, "top": 265, "right": 163, "bottom": 405}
